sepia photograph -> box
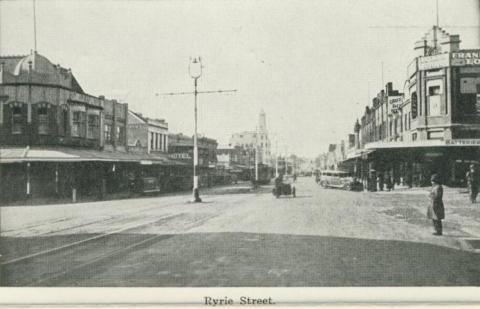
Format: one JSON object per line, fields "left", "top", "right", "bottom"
{"left": 0, "top": 0, "right": 480, "bottom": 305}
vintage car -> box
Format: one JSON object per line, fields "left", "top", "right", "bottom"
{"left": 272, "top": 175, "right": 296, "bottom": 198}
{"left": 318, "top": 170, "right": 363, "bottom": 191}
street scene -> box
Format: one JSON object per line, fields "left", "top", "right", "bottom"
{"left": 1, "top": 0, "right": 480, "bottom": 289}
{"left": 2, "top": 177, "right": 480, "bottom": 286}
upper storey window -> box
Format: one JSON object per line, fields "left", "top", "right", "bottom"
{"left": 37, "top": 105, "right": 49, "bottom": 135}
{"left": 87, "top": 114, "right": 100, "bottom": 139}
{"left": 72, "top": 111, "right": 85, "bottom": 137}
{"left": 429, "top": 86, "right": 441, "bottom": 96}
{"left": 11, "top": 105, "right": 23, "bottom": 134}
{"left": 411, "top": 92, "right": 418, "bottom": 119}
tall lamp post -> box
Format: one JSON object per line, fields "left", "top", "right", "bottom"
{"left": 157, "top": 58, "right": 236, "bottom": 203}
{"left": 189, "top": 57, "right": 202, "bottom": 202}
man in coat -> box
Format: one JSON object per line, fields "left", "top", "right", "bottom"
{"left": 466, "top": 164, "right": 479, "bottom": 203}
{"left": 427, "top": 174, "right": 444, "bottom": 236}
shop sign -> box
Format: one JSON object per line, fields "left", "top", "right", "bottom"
{"left": 445, "top": 139, "right": 480, "bottom": 146}
{"left": 418, "top": 53, "right": 450, "bottom": 70}
{"left": 140, "top": 160, "right": 152, "bottom": 165}
{"left": 451, "top": 50, "right": 480, "bottom": 66}
{"left": 388, "top": 96, "right": 403, "bottom": 112}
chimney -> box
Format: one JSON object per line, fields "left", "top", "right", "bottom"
{"left": 414, "top": 39, "right": 428, "bottom": 57}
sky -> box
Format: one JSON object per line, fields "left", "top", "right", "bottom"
{"left": 1, "top": 0, "right": 479, "bottom": 157}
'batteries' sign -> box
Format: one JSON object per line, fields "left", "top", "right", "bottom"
{"left": 452, "top": 50, "right": 480, "bottom": 66}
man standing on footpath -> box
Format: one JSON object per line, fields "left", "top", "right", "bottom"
{"left": 428, "top": 174, "right": 444, "bottom": 236}
{"left": 466, "top": 164, "right": 479, "bottom": 203}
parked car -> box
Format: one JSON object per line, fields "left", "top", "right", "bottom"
{"left": 318, "top": 170, "right": 363, "bottom": 191}
{"left": 139, "top": 176, "right": 161, "bottom": 194}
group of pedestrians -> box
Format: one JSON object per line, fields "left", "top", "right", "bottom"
{"left": 377, "top": 172, "right": 395, "bottom": 191}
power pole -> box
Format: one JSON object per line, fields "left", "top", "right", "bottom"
{"left": 156, "top": 57, "right": 236, "bottom": 203}
{"left": 253, "top": 125, "right": 259, "bottom": 185}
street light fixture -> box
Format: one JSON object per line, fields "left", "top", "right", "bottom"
{"left": 157, "top": 57, "right": 236, "bottom": 203}
{"left": 189, "top": 57, "right": 203, "bottom": 203}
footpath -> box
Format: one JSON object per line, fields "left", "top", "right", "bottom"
{"left": 373, "top": 185, "right": 480, "bottom": 252}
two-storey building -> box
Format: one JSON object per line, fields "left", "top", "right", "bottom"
{"left": 0, "top": 51, "right": 132, "bottom": 202}
{"left": 346, "top": 27, "right": 480, "bottom": 188}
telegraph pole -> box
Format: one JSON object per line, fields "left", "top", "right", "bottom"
{"left": 255, "top": 126, "right": 259, "bottom": 183}
{"left": 156, "top": 57, "right": 236, "bottom": 203}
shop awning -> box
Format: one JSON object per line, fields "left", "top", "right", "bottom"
{"left": 344, "top": 149, "right": 375, "bottom": 160}
{"left": 0, "top": 147, "right": 188, "bottom": 166}
{"left": 364, "top": 139, "right": 480, "bottom": 150}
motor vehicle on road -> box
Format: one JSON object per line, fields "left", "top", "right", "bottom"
{"left": 272, "top": 175, "right": 296, "bottom": 198}
{"left": 318, "top": 170, "right": 363, "bottom": 191}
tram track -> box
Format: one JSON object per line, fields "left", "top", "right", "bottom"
{"left": 0, "top": 198, "right": 204, "bottom": 264}
{"left": 1, "top": 212, "right": 215, "bottom": 286}
{"left": 1, "top": 198, "right": 188, "bottom": 237}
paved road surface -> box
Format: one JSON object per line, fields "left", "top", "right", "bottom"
{"left": 1, "top": 178, "right": 480, "bottom": 286}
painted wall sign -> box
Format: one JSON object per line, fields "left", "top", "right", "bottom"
{"left": 451, "top": 50, "right": 480, "bottom": 66}
{"left": 388, "top": 96, "right": 403, "bottom": 112}
{"left": 445, "top": 139, "right": 480, "bottom": 145}
{"left": 418, "top": 53, "right": 450, "bottom": 70}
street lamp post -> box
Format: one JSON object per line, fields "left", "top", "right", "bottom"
{"left": 189, "top": 57, "right": 202, "bottom": 203}
{"left": 157, "top": 58, "right": 236, "bottom": 202}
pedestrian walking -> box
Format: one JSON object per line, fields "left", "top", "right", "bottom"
{"left": 385, "top": 173, "right": 392, "bottom": 191}
{"left": 378, "top": 173, "right": 384, "bottom": 191}
{"left": 466, "top": 164, "right": 479, "bottom": 203}
{"left": 427, "top": 174, "right": 444, "bottom": 236}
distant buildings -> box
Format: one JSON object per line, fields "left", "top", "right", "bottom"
{"left": 128, "top": 111, "right": 168, "bottom": 154}
{"left": 229, "top": 110, "right": 271, "bottom": 165}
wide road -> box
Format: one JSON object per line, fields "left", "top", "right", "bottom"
{"left": 2, "top": 178, "right": 480, "bottom": 286}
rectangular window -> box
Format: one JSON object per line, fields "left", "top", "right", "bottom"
{"left": 116, "top": 126, "right": 124, "bottom": 144}
{"left": 412, "top": 132, "right": 417, "bottom": 141}
{"left": 460, "top": 77, "right": 480, "bottom": 94}
{"left": 71, "top": 111, "right": 85, "bottom": 137}
{"left": 38, "top": 107, "right": 49, "bottom": 135}
{"left": 104, "top": 124, "right": 112, "bottom": 143}
{"left": 87, "top": 114, "right": 99, "bottom": 139}
{"left": 428, "top": 131, "right": 443, "bottom": 140}
{"left": 150, "top": 132, "right": 154, "bottom": 150}
{"left": 12, "top": 106, "right": 23, "bottom": 134}
{"left": 62, "top": 109, "right": 68, "bottom": 136}
{"left": 408, "top": 112, "right": 411, "bottom": 130}
{"left": 429, "top": 86, "right": 441, "bottom": 96}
